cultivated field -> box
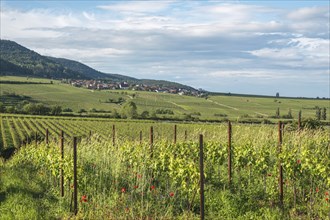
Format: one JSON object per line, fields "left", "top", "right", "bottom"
{"left": 1, "top": 76, "right": 329, "bottom": 122}
{"left": 0, "top": 114, "right": 329, "bottom": 219}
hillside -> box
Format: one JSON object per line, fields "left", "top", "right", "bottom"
{"left": 0, "top": 40, "right": 86, "bottom": 79}
{"left": 0, "top": 39, "right": 195, "bottom": 90}
{"left": 47, "top": 57, "right": 135, "bottom": 81}
{"left": 0, "top": 76, "right": 329, "bottom": 123}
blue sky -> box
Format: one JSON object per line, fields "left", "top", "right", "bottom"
{"left": 1, "top": 0, "right": 329, "bottom": 97}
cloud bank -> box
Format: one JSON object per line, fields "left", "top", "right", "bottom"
{"left": 0, "top": 1, "right": 329, "bottom": 97}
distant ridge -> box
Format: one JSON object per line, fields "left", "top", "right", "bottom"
{"left": 47, "top": 57, "right": 136, "bottom": 81}
{"left": 0, "top": 39, "right": 195, "bottom": 90}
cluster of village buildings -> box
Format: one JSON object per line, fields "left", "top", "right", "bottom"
{"left": 66, "top": 80, "right": 204, "bottom": 96}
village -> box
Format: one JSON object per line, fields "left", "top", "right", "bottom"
{"left": 66, "top": 79, "right": 205, "bottom": 97}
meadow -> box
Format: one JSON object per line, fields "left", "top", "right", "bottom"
{"left": 0, "top": 114, "right": 329, "bottom": 219}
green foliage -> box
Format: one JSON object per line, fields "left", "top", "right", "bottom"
{"left": 121, "top": 101, "right": 138, "bottom": 119}
{"left": 155, "top": 108, "right": 174, "bottom": 115}
{"left": 322, "top": 107, "right": 326, "bottom": 120}
{"left": 50, "top": 105, "right": 62, "bottom": 115}
{"left": 316, "top": 107, "right": 321, "bottom": 120}
{"left": 23, "top": 103, "right": 51, "bottom": 115}
{"left": 0, "top": 120, "right": 328, "bottom": 219}
{"left": 140, "top": 110, "right": 149, "bottom": 118}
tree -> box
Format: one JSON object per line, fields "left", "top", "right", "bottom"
{"left": 140, "top": 111, "right": 149, "bottom": 119}
{"left": 316, "top": 107, "right": 321, "bottom": 120}
{"left": 23, "top": 103, "right": 50, "bottom": 115}
{"left": 121, "top": 101, "right": 138, "bottom": 119}
{"left": 276, "top": 107, "right": 280, "bottom": 118}
{"left": 322, "top": 107, "right": 327, "bottom": 120}
{"left": 287, "top": 108, "right": 292, "bottom": 119}
{"left": 276, "top": 92, "right": 279, "bottom": 98}
{"left": 50, "top": 105, "right": 62, "bottom": 115}
{"left": 0, "top": 102, "right": 5, "bottom": 113}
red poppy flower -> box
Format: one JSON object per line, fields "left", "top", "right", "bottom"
{"left": 326, "top": 198, "right": 329, "bottom": 202}
{"left": 316, "top": 188, "right": 319, "bottom": 193}
{"left": 326, "top": 191, "right": 329, "bottom": 196}
{"left": 134, "top": 185, "right": 139, "bottom": 189}
{"left": 150, "top": 185, "right": 156, "bottom": 191}
{"left": 121, "top": 188, "right": 126, "bottom": 193}
{"left": 297, "top": 159, "right": 301, "bottom": 164}
{"left": 169, "top": 192, "right": 174, "bottom": 197}
{"left": 81, "top": 195, "right": 87, "bottom": 202}
{"left": 137, "top": 174, "right": 142, "bottom": 179}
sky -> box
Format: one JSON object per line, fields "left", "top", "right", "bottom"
{"left": 1, "top": 0, "right": 329, "bottom": 98}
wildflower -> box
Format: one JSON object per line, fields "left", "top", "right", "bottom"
{"left": 316, "top": 188, "right": 319, "bottom": 193}
{"left": 326, "top": 192, "right": 329, "bottom": 196}
{"left": 125, "top": 207, "right": 129, "bottom": 212}
{"left": 326, "top": 198, "right": 329, "bottom": 202}
{"left": 137, "top": 174, "right": 142, "bottom": 179}
{"left": 297, "top": 159, "right": 301, "bottom": 164}
{"left": 150, "top": 185, "right": 156, "bottom": 191}
{"left": 81, "top": 195, "right": 87, "bottom": 203}
{"left": 134, "top": 185, "right": 139, "bottom": 189}
{"left": 121, "top": 188, "right": 126, "bottom": 193}
{"left": 169, "top": 192, "right": 174, "bottom": 197}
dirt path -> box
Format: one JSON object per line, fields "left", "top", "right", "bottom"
{"left": 208, "top": 99, "right": 239, "bottom": 111}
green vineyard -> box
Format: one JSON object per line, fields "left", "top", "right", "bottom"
{"left": 0, "top": 114, "right": 329, "bottom": 219}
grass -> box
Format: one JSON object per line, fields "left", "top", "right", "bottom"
{"left": 0, "top": 76, "right": 329, "bottom": 122}
{"left": 0, "top": 124, "right": 328, "bottom": 219}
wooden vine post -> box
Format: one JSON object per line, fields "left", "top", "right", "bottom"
{"left": 199, "top": 134, "right": 205, "bottom": 220}
{"left": 73, "top": 137, "right": 78, "bottom": 215}
{"left": 228, "top": 121, "right": 232, "bottom": 186}
{"left": 45, "top": 128, "right": 49, "bottom": 144}
{"left": 139, "top": 131, "right": 142, "bottom": 145}
{"left": 184, "top": 130, "right": 188, "bottom": 141}
{"left": 278, "top": 121, "right": 284, "bottom": 208}
{"left": 174, "top": 124, "right": 177, "bottom": 144}
{"left": 35, "top": 131, "right": 38, "bottom": 146}
{"left": 60, "top": 130, "right": 64, "bottom": 197}
{"left": 298, "top": 110, "right": 302, "bottom": 130}
{"left": 150, "top": 126, "right": 154, "bottom": 159}
{"left": 112, "top": 125, "right": 115, "bottom": 147}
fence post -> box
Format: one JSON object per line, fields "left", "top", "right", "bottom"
{"left": 46, "top": 128, "right": 49, "bottom": 144}
{"left": 35, "top": 131, "right": 38, "bottom": 146}
{"left": 112, "top": 125, "right": 115, "bottom": 147}
{"left": 278, "top": 121, "right": 284, "bottom": 208}
{"left": 140, "top": 131, "right": 142, "bottom": 145}
{"left": 185, "top": 130, "right": 188, "bottom": 141}
{"left": 150, "top": 126, "right": 153, "bottom": 158}
{"left": 174, "top": 124, "right": 177, "bottom": 144}
{"left": 73, "top": 137, "right": 78, "bottom": 215}
{"left": 60, "top": 130, "right": 64, "bottom": 197}
{"left": 228, "top": 121, "right": 232, "bottom": 186}
{"left": 298, "top": 110, "right": 302, "bottom": 130}
{"left": 199, "top": 134, "right": 205, "bottom": 220}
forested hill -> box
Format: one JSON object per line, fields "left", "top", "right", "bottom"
{"left": 0, "top": 39, "right": 195, "bottom": 90}
{"left": 47, "top": 57, "right": 135, "bottom": 81}
{"left": 0, "top": 40, "right": 86, "bottom": 79}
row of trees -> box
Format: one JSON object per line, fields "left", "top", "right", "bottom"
{"left": 274, "top": 107, "right": 327, "bottom": 120}
{"left": 0, "top": 102, "right": 62, "bottom": 115}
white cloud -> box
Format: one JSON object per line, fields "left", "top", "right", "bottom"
{"left": 249, "top": 37, "right": 330, "bottom": 68}
{"left": 97, "top": 1, "right": 171, "bottom": 13}
{"left": 287, "top": 6, "right": 329, "bottom": 20}
{"left": 0, "top": 1, "right": 329, "bottom": 97}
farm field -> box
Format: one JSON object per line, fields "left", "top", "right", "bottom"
{"left": 0, "top": 114, "right": 329, "bottom": 219}
{"left": 1, "top": 76, "right": 329, "bottom": 122}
